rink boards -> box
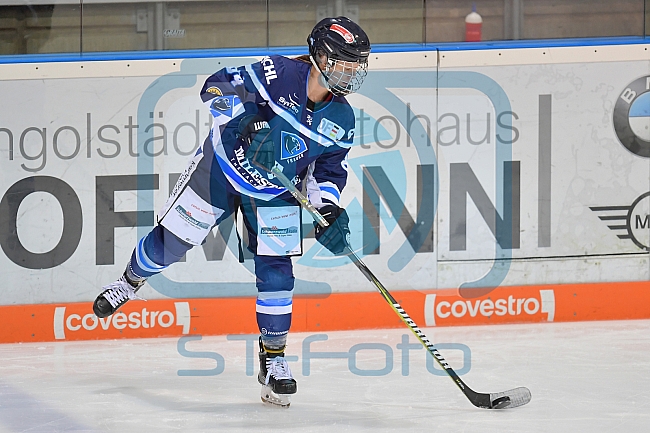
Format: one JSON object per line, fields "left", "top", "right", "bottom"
{"left": 1, "top": 41, "right": 650, "bottom": 342}
{"left": 0, "top": 280, "right": 649, "bottom": 343}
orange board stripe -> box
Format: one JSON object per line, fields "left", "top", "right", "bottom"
{"left": 0, "top": 281, "right": 649, "bottom": 344}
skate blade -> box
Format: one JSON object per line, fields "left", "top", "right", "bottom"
{"left": 260, "top": 385, "right": 291, "bottom": 408}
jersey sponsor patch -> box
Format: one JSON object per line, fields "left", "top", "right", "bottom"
{"left": 330, "top": 24, "right": 355, "bottom": 43}
{"left": 317, "top": 118, "right": 346, "bottom": 141}
{"left": 231, "top": 146, "right": 281, "bottom": 189}
{"left": 278, "top": 94, "right": 300, "bottom": 115}
{"left": 260, "top": 56, "right": 278, "bottom": 85}
{"left": 205, "top": 86, "right": 223, "bottom": 96}
{"left": 160, "top": 186, "right": 225, "bottom": 245}
{"left": 256, "top": 205, "right": 302, "bottom": 256}
{"left": 174, "top": 205, "right": 210, "bottom": 230}
{"left": 280, "top": 132, "right": 307, "bottom": 161}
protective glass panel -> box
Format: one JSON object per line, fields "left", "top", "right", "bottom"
{"left": 0, "top": 2, "right": 81, "bottom": 55}
{"left": 268, "top": 0, "right": 425, "bottom": 48}
{"left": 81, "top": 0, "right": 267, "bottom": 53}
{"left": 425, "top": 0, "right": 645, "bottom": 43}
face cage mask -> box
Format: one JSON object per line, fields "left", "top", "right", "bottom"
{"left": 313, "top": 56, "right": 368, "bottom": 96}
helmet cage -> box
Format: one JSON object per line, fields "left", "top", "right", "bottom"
{"left": 309, "top": 48, "right": 368, "bottom": 96}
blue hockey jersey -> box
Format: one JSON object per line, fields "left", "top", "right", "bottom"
{"left": 200, "top": 55, "right": 355, "bottom": 207}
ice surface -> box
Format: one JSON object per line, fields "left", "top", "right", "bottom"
{"left": 0, "top": 319, "right": 648, "bottom": 432}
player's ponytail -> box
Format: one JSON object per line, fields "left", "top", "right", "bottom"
{"left": 293, "top": 54, "right": 312, "bottom": 64}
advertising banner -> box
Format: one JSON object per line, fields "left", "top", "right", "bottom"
{"left": 0, "top": 44, "right": 649, "bottom": 340}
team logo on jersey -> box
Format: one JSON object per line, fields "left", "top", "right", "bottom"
{"left": 614, "top": 76, "right": 650, "bottom": 157}
{"left": 206, "top": 86, "right": 223, "bottom": 96}
{"left": 317, "top": 118, "right": 346, "bottom": 141}
{"left": 210, "top": 95, "right": 240, "bottom": 118}
{"left": 212, "top": 97, "right": 231, "bottom": 111}
{"left": 280, "top": 132, "right": 307, "bottom": 161}
{"left": 330, "top": 24, "right": 355, "bottom": 44}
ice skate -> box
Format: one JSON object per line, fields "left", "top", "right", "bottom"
{"left": 258, "top": 338, "right": 296, "bottom": 408}
{"left": 93, "top": 274, "right": 144, "bottom": 318}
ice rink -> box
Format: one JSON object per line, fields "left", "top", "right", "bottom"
{"left": 0, "top": 319, "right": 648, "bottom": 432}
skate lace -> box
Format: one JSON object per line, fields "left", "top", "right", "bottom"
{"left": 102, "top": 278, "right": 146, "bottom": 308}
{"left": 265, "top": 357, "right": 293, "bottom": 384}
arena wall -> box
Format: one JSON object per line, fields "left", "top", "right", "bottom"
{"left": 1, "top": 40, "right": 649, "bottom": 342}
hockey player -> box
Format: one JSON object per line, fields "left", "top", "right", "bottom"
{"left": 92, "top": 16, "right": 371, "bottom": 407}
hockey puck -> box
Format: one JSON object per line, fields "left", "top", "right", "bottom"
{"left": 491, "top": 396, "right": 511, "bottom": 409}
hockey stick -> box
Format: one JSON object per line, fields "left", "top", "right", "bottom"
{"left": 270, "top": 165, "right": 532, "bottom": 409}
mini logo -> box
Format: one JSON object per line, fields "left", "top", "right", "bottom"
{"left": 206, "top": 86, "right": 223, "bottom": 96}
{"left": 590, "top": 191, "right": 650, "bottom": 250}
{"left": 212, "top": 97, "right": 231, "bottom": 111}
{"left": 307, "top": 114, "right": 313, "bottom": 125}
{"left": 280, "top": 131, "right": 307, "bottom": 160}
{"left": 614, "top": 76, "right": 650, "bottom": 157}
{"left": 330, "top": 24, "right": 355, "bottom": 44}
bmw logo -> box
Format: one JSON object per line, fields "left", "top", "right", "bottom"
{"left": 613, "top": 76, "right": 650, "bottom": 157}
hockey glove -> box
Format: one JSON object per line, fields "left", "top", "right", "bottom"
{"left": 314, "top": 204, "right": 350, "bottom": 255}
{"left": 238, "top": 114, "right": 275, "bottom": 172}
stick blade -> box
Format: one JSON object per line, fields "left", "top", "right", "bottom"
{"left": 488, "top": 387, "right": 532, "bottom": 409}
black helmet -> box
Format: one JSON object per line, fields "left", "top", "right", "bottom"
{"left": 308, "top": 16, "right": 371, "bottom": 63}
{"left": 307, "top": 16, "right": 371, "bottom": 96}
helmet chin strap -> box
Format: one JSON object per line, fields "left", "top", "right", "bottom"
{"left": 318, "top": 72, "right": 330, "bottom": 91}
{"left": 309, "top": 54, "right": 331, "bottom": 92}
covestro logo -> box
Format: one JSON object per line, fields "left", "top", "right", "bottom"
{"left": 424, "top": 289, "right": 555, "bottom": 326}
{"left": 53, "top": 302, "right": 191, "bottom": 340}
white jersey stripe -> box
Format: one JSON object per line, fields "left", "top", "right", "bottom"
{"left": 245, "top": 64, "right": 338, "bottom": 148}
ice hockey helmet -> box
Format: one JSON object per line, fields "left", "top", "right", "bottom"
{"left": 307, "top": 17, "right": 371, "bottom": 96}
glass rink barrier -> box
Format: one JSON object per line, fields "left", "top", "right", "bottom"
{"left": 0, "top": 0, "right": 649, "bottom": 56}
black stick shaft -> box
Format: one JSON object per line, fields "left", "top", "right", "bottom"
{"left": 342, "top": 246, "right": 475, "bottom": 398}
{"left": 268, "top": 159, "right": 530, "bottom": 409}
{"left": 273, "top": 169, "right": 475, "bottom": 400}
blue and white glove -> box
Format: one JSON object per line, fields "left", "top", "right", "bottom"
{"left": 314, "top": 204, "right": 350, "bottom": 255}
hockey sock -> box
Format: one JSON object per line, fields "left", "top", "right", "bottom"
{"left": 261, "top": 335, "right": 287, "bottom": 352}
{"left": 124, "top": 261, "right": 146, "bottom": 288}
{"left": 130, "top": 225, "right": 193, "bottom": 279}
